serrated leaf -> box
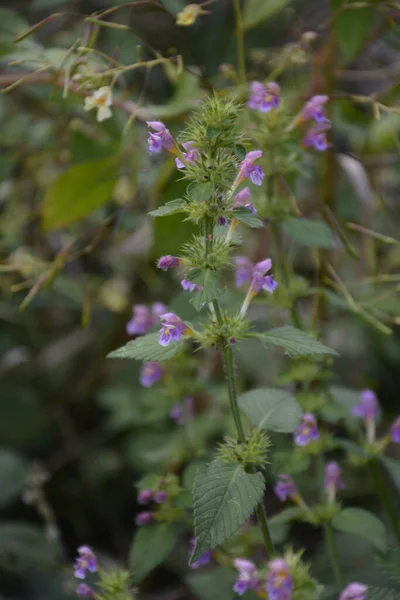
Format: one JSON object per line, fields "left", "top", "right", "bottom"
{"left": 238, "top": 388, "right": 302, "bottom": 432}
{"left": 232, "top": 208, "right": 264, "bottom": 228}
{"left": 191, "top": 460, "right": 264, "bottom": 563}
{"left": 332, "top": 508, "right": 387, "bottom": 551}
{"left": 243, "top": 0, "right": 291, "bottom": 31}
{"left": 376, "top": 549, "right": 400, "bottom": 585}
{"left": 258, "top": 326, "right": 338, "bottom": 357}
{"left": 282, "top": 217, "right": 336, "bottom": 249}
{"left": 107, "top": 332, "right": 183, "bottom": 361}
{"left": 0, "top": 450, "right": 27, "bottom": 508}
{"left": 189, "top": 270, "right": 224, "bottom": 311}
{"left": 42, "top": 157, "right": 119, "bottom": 230}
{"left": 189, "top": 182, "right": 213, "bottom": 203}
{"left": 129, "top": 523, "right": 177, "bottom": 583}
{"left": 148, "top": 199, "right": 186, "bottom": 217}
{"left": 366, "top": 588, "right": 400, "bottom": 600}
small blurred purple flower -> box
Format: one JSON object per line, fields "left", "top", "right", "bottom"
{"left": 126, "top": 303, "right": 167, "bottom": 337}
{"left": 390, "top": 416, "right": 400, "bottom": 443}
{"left": 274, "top": 474, "right": 297, "bottom": 502}
{"left": 136, "top": 511, "right": 154, "bottom": 526}
{"left": 189, "top": 537, "right": 212, "bottom": 569}
{"left": 248, "top": 81, "right": 280, "bottom": 113}
{"left": 266, "top": 558, "right": 293, "bottom": 600}
{"left": 303, "top": 122, "right": 330, "bottom": 151}
{"left": 175, "top": 141, "right": 199, "bottom": 169}
{"left": 218, "top": 216, "right": 228, "bottom": 226}
{"left": 338, "top": 583, "right": 368, "bottom": 600}
{"left": 352, "top": 389, "right": 379, "bottom": 422}
{"left": 152, "top": 301, "right": 168, "bottom": 318}
{"left": 238, "top": 151, "right": 265, "bottom": 186}
{"left": 234, "top": 257, "right": 277, "bottom": 294}
{"left": 181, "top": 279, "right": 203, "bottom": 292}
{"left": 74, "top": 546, "right": 97, "bottom": 579}
{"left": 154, "top": 491, "right": 168, "bottom": 504}
{"left": 301, "top": 95, "right": 329, "bottom": 123}
{"left": 234, "top": 257, "right": 254, "bottom": 287}
{"left": 147, "top": 121, "right": 174, "bottom": 154}
{"left": 159, "top": 312, "right": 187, "bottom": 346}
{"left": 233, "top": 558, "right": 260, "bottom": 595}
{"left": 139, "top": 362, "right": 164, "bottom": 387}
{"left": 157, "top": 255, "right": 180, "bottom": 271}
{"left": 137, "top": 489, "right": 154, "bottom": 504}
{"left": 294, "top": 413, "right": 319, "bottom": 446}
{"left": 170, "top": 404, "right": 184, "bottom": 425}
{"left": 324, "top": 462, "right": 344, "bottom": 502}
{"left": 76, "top": 583, "right": 93, "bottom": 598}
{"left": 234, "top": 188, "right": 251, "bottom": 206}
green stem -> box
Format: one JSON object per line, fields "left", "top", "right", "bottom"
{"left": 324, "top": 522, "right": 343, "bottom": 588}
{"left": 232, "top": 0, "right": 246, "bottom": 84}
{"left": 369, "top": 459, "right": 400, "bottom": 544}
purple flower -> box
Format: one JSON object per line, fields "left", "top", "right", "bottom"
{"left": 136, "top": 511, "right": 154, "bottom": 526}
{"left": 175, "top": 141, "right": 199, "bottom": 169}
{"left": 324, "top": 462, "right": 344, "bottom": 502}
{"left": 234, "top": 188, "right": 257, "bottom": 214}
{"left": 76, "top": 584, "right": 93, "bottom": 598}
{"left": 338, "top": 583, "right": 368, "bottom": 600}
{"left": 352, "top": 389, "right": 379, "bottom": 422}
{"left": 390, "top": 416, "right": 400, "bottom": 443}
{"left": 159, "top": 312, "right": 187, "bottom": 346}
{"left": 157, "top": 255, "right": 180, "bottom": 271}
{"left": 233, "top": 558, "right": 260, "bottom": 595}
{"left": 139, "top": 362, "right": 164, "bottom": 387}
{"left": 218, "top": 216, "right": 228, "bottom": 225}
{"left": 234, "top": 257, "right": 277, "bottom": 294}
{"left": 73, "top": 546, "right": 97, "bottom": 579}
{"left": 301, "top": 95, "right": 329, "bottom": 123}
{"left": 137, "top": 489, "right": 153, "bottom": 504}
{"left": 248, "top": 81, "right": 280, "bottom": 113}
{"left": 147, "top": 121, "right": 174, "bottom": 154}
{"left": 189, "top": 537, "right": 212, "bottom": 569}
{"left": 154, "top": 491, "right": 168, "bottom": 504}
{"left": 126, "top": 302, "right": 167, "bottom": 337}
{"left": 181, "top": 279, "right": 203, "bottom": 292}
{"left": 266, "top": 559, "right": 292, "bottom": 600}
{"left": 170, "top": 404, "right": 184, "bottom": 425}
{"left": 294, "top": 413, "right": 319, "bottom": 446}
{"left": 274, "top": 474, "right": 297, "bottom": 502}
{"left": 303, "top": 122, "right": 330, "bottom": 151}
{"left": 238, "top": 151, "right": 265, "bottom": 186}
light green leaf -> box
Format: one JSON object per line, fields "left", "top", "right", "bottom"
{"left": 334, "top": 5, "right": 377, "bottom": 64}
{"left": 189, "top": 270, "right": 224, "bottom": 311}
{"left": 148, "top": 199, "right": 186, "bottom": 217}
{"left": 258, "top": 326, "right": 338, "bottom": 357}
{"left": 282, "top": 217, "right": 336, "bottom": 249}
{"left": 189, "top": 182, "right": 214, "bottom": 203}
{"left": 107, "top": 332, "right": 183, "bottom": 361}
{"left": 42, "top": 157, "right": 119, "bottom": 230}
{"left": 0, "top": 450, "right": 27, "bottom": 508}
{"left": 191, "top": 460, "right": 264, "bottom": 563}
{"left": 238, "top": 388, "right": 302, "bottom": 432}
{"left": 232, "top": 207, "right": 264, "bottom": 228}
{"left": 272, "top": 451, "right": 311, "bottom": 474}
{"left": 129, "top": 523, "right": 177, "bottom": 583}
{"left": 332, "top": 507, "right": 387, "bottom": 551}
{"left": 243, "top": 0, "right": 291, "bottom": 31}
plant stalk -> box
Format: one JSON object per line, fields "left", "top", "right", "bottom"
{"left": 369, "top": 459, "right": 400, "bottom": 544}
{"left": 232, "top": 0, "right": 246, "bottom": 84}
{"left": 324, "top": 522, "right": 343, "bottom": 588}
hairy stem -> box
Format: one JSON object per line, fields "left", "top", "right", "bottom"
{"left": 232, "top": 0, "right": 246, "bottom": 84}
{"left": 369, "top": 459, "right": 400, "bottom": 544}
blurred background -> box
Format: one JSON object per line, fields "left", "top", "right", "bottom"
{"left": 0, "top": 0, "right": 400, "bottom": 599}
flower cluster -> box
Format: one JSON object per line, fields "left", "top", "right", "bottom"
{"left": 73, "top": 546, "right": 97, "bottom": 597}
{"left": 237, "top": 150, "right": 265, "bottom": 186}
{"left": 136, "top": 483, "right": 170, "bottom": 525}
{"left": 248, "top": 81, "right": 281, "bottom": 113}
{"left": 300, "top": 95, "right": 331, "bottom": 151}
{"left": 274, "top": 474, "right": 298, "bottom": 502}
{"left": 159, "top": 312, "right": 188, "bottom": 346}
{"left": 233, "top": 557, "right": 292, "bottom": 599}
{"left": 147, "top": 120, "right": 174, "bottom": 154}
{"left": 126, "top": 302, "right": 167, "bottom": 336}
{"left": 294, "top": 413, "right": 319, "bottom": 446}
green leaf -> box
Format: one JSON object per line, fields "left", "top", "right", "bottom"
{"left": 334, "top": 4, "right": 377, "bottom": 64}
{"left": 376, "top": 549, "right": 400, "bottom": 585}
{"left": 186, "top": 567, "right": 236, "bottom": 600}
{"left": 189, "top": 270, "right": 224, "bottom": 311}
{"left": 381, "top": 456, "right": 400, "bottom": 492}
{"left": 238, "top": 388, "right": 302, "bottom": 433}
{"left": 329, "top": 386, "right": 361, "bottom": 414}
{"left": 366, "top": 588, "right": 400, "bottom": 600}
{"left": 332, "top": 507, "right": 387, "bottom": 551}
{"left": 129, "top": 523, "right": 177, "bottom": 583}
{"left": 107, "top": 332, "right": 183, "bottom": 361}
{"left": 0, "top": 450, "right": 27, "bottom": 508}
{"left": 282, "top": 217, "right": 336, "bottom": 249}
{"left": 243, "top": 0, "right": 291, "bottom": 30}
{"left": 42, "top": 157, "right": 119, "bottom": 230}
{"left": 148, "top": 199, "right": 186, "bottom": 217}
{"left": 232, "top": 207, "right": 264, "bottom": 228}
{"left": 145, "top": 73, "right": 203, "bottom": 119}
{"left": 188, "top": 181, "right": 214, "bottom": 203}
{"left": 191, "top": 460, "right": 264, "bottom": 563}
{"left": 258, "top": 326, "right": 338, "bottom": 357}
{"left": 272, "top": 451, "right": 311, "bottom": 475}
{"left": 0, "top": 522, "right": 58, "bottom": 568}
{"left": 269, "top": 506, "right": 303, "bottom": 525}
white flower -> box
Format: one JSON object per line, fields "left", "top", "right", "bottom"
{"left": 84, "top": 86, "right": 113, "bottom": 122}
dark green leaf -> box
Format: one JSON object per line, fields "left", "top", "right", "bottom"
{"left": 0, "top": 450, "right": 27, "bottom": 508}
{"left": 376, "top": 549, "right": 400, "bottom": 585}
{"left": 107, "top": 332, "right": 183, "bottom": 361}
{"left": 243, "top": 0, "right": 291, "bottom": 30}
{"left": 258, "top": 326, "right": 338, "bottom": 357}
{"left": 238, "top": 388, "right": 302, "bottom": 432}
{"left": 148, "top": 199, "right": 186, "bottom": 217}
{"left": 366, "top": 588, "right": 400, "bottom": 600}
{"left": 189, "top": 182, "right": 214, "bottom": 203}
{"left": 329, "top": 386, "right": 361, "bottom": 414}
{"left": 232, "top": 207, "right": 264, "bottom": 229}
{"left": 334, "top": 5, "right": 377, "bottom": 63}
{"left": 129, "top": 523, "right": 177, "bottom": 583}
{"left": 42, "top": 157, "right": 119, "bottom": 230}
{"left": 269, "top": 506, "right": 303, "bottom": 525}
{"left": 189, "top": 270, "right": 224, "bottom": 311}
{"left": 381, "top": 456, "right": 400, "bottom": 492}
{"left": 191, "top": 460, "right": 264, "bottom": 563}
{"left": 332, "top": 508, "right": 387, "bottom": 551}
{"left": 186, "top": 568, "right": 236, "bottom": 600}
{"left": 0, "top": 522, "right": 58, "bottom": 568}
{"left": 282, "top": 217, "right": 336, "bottom": 249}
{"left": 272, "top": 451, "right": 311, "bottom": 475}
